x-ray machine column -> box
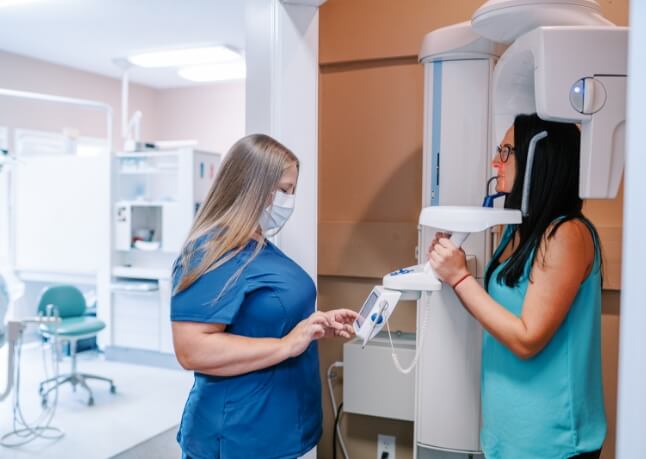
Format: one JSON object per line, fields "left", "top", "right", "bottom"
{"left": 415, "top": 22, "right": 501, "bottom": 455}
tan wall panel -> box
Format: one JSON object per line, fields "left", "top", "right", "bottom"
{"left": 319, "top": 0, "right": 485, "bottom": 64}
{"left": 584, "top": 181, "right": 624, "bottom": 290}
{"left": 598, "top": 0, "right": 630, "bottom": 26}
{"left": 318, "top": 221, "right": 418, "bottom": 278}
{"left": 600, "top": 291, "right": 620, "bottom": 459}
{"left": 597, "top": 226, "right": 623, "bottom": 291}
{"left": 584, "top": 181, "right": 624, "bottom": 227}
{"left": 319, "top": 62, "right": 423, "bottom": 223}
{"left": 319, "top": 0, "right": 628, "bottom": 65}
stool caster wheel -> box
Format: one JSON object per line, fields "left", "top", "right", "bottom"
{"left": 110, "top": 385, "right": 116, "bottom": 394}
{"left": 88, "top": 397, "right": 94, "bottom": 407}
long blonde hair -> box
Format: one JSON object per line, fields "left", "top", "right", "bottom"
{"left": 174, "top": 134, "right": 299, "bottom": 294}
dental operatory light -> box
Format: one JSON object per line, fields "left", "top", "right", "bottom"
{"left": 127, "top": 46, "right": 241, "bottom": 69}
{"left": 178, "top": 60, "right": 246, "bottom": 83}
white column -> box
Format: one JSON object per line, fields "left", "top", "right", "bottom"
{"left": 245, "top": 0, "right": 322, "bottom": 282}
{"left": 0, "top": 127, "right": 10, "bottom": 266}
{"left": 616, "top": 1, "right": 646, "bottom": 457}
{"left": 245, "top": 4, "right": 322, "bottom": 458}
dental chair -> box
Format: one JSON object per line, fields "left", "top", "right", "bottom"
{"left": 37, "top": 285, "right": 115, "bottom": 406}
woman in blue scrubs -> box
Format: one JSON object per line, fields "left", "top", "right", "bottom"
{"left": 171, "top": 134, "right": 357, "bottom": 459}
{"left": 429, "top": 114, "right": 605, "bottom": 459}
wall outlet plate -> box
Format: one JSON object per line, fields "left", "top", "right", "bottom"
{"left": 377, "top": 434, "right": 396, "bottom": 459}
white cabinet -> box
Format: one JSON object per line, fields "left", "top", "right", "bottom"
{"left": 106, "top": 148, "right": 221, "bottom": 355}
{"left": 112, "top": 287, "right": 161, "bottom": 351}
{"left": 158, "top": 279, "right": 174, "bottom": 354}
{"left": 112, "top": 149, "right": 220, "bottom": 254}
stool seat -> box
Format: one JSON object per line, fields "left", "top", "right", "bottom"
{"left": 40, "top": 316, "right": 106, "bottom": 337}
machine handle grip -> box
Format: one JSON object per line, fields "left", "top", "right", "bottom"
{"left": 423, "top": 231, "right": 469, "bottom": 274}
{"left": 450, "top": 232, "right": 469, "bottom": 247}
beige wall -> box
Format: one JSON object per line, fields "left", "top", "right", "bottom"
{"left": 318, "top": 1, "right": 628, "bottom": 459}
{"left": 0, "top": 50, "right": 158, "bottom": 148}
{"left": 155, "top": 81, "right": 245, "bottom": 154}
{"left": 0, "top": 50, "right": 245, "bottom": 153}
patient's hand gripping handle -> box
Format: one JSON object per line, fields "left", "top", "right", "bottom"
{"left": 423, "top": 231, "right": 469, "bottom": 274}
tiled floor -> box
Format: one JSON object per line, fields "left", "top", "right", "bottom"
{"left": 0, "top": 343, "right": 193, "bottom": 459}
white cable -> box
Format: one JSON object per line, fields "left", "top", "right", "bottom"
{"left": 1, "top": 312, "right": 64, "bottom": 447}
{"left": 386, "top": 292, "right": 433, "bottom": 375}
{"left": 327, "top": 361, "right": 349, "bottom": 459}
{"left": 3, "top": 326, "right": 63, "bottom": 446}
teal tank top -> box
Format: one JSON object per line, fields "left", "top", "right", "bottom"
{"left": 481, "top": 221, "right": 606, "bottom": 459}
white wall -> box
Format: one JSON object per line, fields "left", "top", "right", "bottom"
{"left": 616, "top": 1, "right": 646, "bottom": 457}
{"left": 245, "top": 0, "right": 320, "bottom": 282}
{"left": 245, "top": 0, "right": 275, "bottom": 136}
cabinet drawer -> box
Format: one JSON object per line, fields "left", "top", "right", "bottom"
{"left": 112, "top": 290, "right": 160, "bottom": 351}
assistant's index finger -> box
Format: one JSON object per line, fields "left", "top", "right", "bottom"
{"left": 335, "top": 308, "right": 358, "bottom": 319}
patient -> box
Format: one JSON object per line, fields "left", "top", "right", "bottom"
{"left": 170, "top": 134, "right": 357, "bottom": 459}
{"left": 429, "top": 114, "right": 605, "bottom": 459}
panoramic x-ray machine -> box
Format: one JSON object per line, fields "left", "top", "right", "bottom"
{"left": 354, "top": 0, "right": 627, "bottom": 456}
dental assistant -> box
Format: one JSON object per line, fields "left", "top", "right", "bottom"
{"left": 429, "top": 114, "right": 605, "bottom": 459}
{"left": 171, "top": 134, "right": 357, "bottom": 459}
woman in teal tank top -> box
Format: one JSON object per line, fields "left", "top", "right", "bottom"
{"left": 428, "top": 114, "right": 606, "bottom": 459}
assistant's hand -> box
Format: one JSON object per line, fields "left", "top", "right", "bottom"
{"left": 324, "top": 308, "right": 358, "bottom": 339}
{"left": 282, "top": 311, "right": 330, "bottom": 358}
{"left": 427, "top": 233, "right": 469, "bottom": 286}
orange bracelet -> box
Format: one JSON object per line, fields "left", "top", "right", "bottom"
{"left": 452, "top": 273, "right": 472, "bottom": 289}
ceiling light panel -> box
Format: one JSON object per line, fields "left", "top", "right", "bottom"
{"left": 178, "top": 60, "right": 246, "bottom": 83}
{"left": 128, "top": 46, "right": 241, "bottom": 68}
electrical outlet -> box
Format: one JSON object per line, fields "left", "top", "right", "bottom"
{"left": 377, "top": 434, "right": 396, "bottom": 459}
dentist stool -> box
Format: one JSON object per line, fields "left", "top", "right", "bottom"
{"left": 37, "top": 285, "right": 115, "bottom": 406}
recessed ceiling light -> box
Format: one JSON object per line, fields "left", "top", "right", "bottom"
{"left": 178, "top": 60, "right": 246, "bottom": 83}
{"left": 128, "top": 46, "right": 241, "bottom": 69}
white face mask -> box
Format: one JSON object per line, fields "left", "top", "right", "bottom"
{"left": 259, "top": 190, "right": 295, "bottom": 234}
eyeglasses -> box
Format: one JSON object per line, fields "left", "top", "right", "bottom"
{"left": 496, "top": 144, "right": 515, "bottom": 163}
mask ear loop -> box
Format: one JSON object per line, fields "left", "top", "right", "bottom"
{"left": 260, "top": 191, "right": 295, "bottom": 239}
{"left": 260, "top": 205, "right": 281, "bottom": 239}
{"left": 521, "top": 131, "right": 548, "bottom": 217}
{"left": 263, "top": 224, "right": 283, "bottom": 239}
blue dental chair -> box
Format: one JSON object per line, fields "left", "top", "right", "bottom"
{"left": 37, "top": 285, "right": 115, "bottom": 406}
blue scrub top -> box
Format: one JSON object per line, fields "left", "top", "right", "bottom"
{"left": 171, "top": 238, "right": 322, "bottom": 459}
